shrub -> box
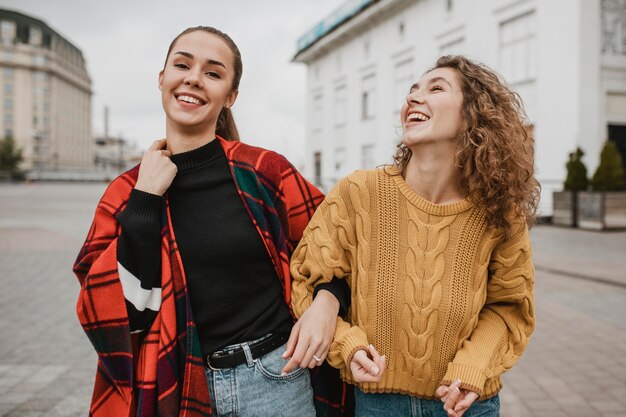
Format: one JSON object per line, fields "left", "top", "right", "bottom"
{"left": 0, "top": 135, "right": 23, "bottom": 178}
{"left": 591, "top": 141, "right": 625, "bottom": 191}
{"left": 563, "top": 147, "right": 588, "bottom": 191}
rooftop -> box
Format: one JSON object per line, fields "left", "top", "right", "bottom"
{"left": 0, "top": 8, "right": 85, "bottom": 59}
{"left": 294, "top": 0, "right": 378, "bottom": 58}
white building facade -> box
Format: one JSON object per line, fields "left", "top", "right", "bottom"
{"left": 294, "top": 0, "right": 626, "bottom": 215}
{"left": 0, "top": 8, "right": 92, "bottom": 173}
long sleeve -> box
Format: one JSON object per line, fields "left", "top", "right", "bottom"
{"left": 73, "top": 177, "right": 138, "bottom": 408}
{"left": 280, "top": 161, "right": 352, "bottom": 315}
{"left": 115, "top": 189, "right": 164, "bottom": 333}
{"left": 276, "top": 156, "right": 325, "bottom": 249}
{"left": 291, "top": 178, "right": 369, "bottom": 370}
{"left": 441, "top": 220, "right": 535, "bottom": 395}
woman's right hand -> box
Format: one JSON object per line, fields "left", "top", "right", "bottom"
{"left": 350, "top": 344, "right": 386, "bottom": 383}
{"left": 135, "top": 139, "right": 177, "bottom": 196}
{"left": 436, "top": 380, "right": 479, "bottom": 417}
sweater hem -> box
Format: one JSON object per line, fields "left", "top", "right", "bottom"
{"left": 340, "top": 370, "right": 503, "bottom": 401}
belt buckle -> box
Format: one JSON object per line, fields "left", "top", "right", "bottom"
{"left": 206, "top": 354, "right": 220, "bottom": 371}
{"left": 206, "top": 351, "right": 228, "bottom": 371}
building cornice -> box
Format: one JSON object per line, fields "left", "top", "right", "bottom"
{"left": 293, "top": 0, "right": 417, "bottom": 63}
{"left": 0, "top": 59, "right": 92, "bottom": 95}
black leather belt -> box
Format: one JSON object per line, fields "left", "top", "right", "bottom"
{"left": 206, "top": 332, "right": 289, "bottom": 370}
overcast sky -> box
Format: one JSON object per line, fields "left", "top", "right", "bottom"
{"left": 1, "top": 0, "right": 342, "bottom": 166}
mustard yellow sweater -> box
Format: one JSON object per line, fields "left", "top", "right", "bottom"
{"left": 291, "top": 167, "right": 534, "bottom": 399}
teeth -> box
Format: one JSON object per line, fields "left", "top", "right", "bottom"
{"left": 408, "top": 112, "right": 429, "bottom": 122}
{"left": 178, "top": 95, "right": 202, "bottom": 105}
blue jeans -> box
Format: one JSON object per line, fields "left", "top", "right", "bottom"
{"left": 355, "top": 388, "right": 500, "bottom": 417}
{"left": 205, "top": 340, "right": 315, "bottom": 417}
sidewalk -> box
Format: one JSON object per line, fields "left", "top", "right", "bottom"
{"left": 531, "top": 224, "right": 626, "bottom": 288}
{"left": 499, "top": 224, "right": 626, "bottom": 417}
{"left": 0, "top": 183, "right": 625, "bottom": 417}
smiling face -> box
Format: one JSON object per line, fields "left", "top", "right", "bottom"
{"left": 400, "top": 67, "right": 464, "bottom": 148}
{"left": 159, "top": 30, "right": 238, "bottom": 136}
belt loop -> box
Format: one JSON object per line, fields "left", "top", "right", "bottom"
{"left": 242, "top": 342, "right": 255, "bottom": 367}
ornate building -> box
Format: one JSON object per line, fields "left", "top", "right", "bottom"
{"left": 0, "top": 8, "right": 92, "bottom": 173}
{"left": 294, "top": 0, "right": 626, "bottom": 215}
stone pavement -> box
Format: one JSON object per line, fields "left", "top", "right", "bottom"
{"left": 0, "top": 182, "right": 625, "bottom": 417}
{"left": 0, "top": 183, "right": 105, "bottom": 417}
{"left": 531, "top": 225, "right": 626, "bottom": 288}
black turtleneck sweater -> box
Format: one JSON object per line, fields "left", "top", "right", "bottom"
{"left": 116, "top": 139, "right": 349, "bottom": 356}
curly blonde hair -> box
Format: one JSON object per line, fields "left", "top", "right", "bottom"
{"left": 393, "top": 55, "right": 540, "bottom": 233}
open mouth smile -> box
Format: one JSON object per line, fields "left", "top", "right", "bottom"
{"left": 175, "top": 94, "right": 207, "bottom": 105}
{"left": 407, "top": 111, "right": 430, "bottom": 124}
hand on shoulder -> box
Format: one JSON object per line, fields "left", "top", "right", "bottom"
{"left": 135, "top": 139, "right": 178, "bottom": 196}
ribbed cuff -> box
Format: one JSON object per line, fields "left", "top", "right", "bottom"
{"left": 335, "top": 327, "right": 369, "bottom": 368}
{"left": 441, "top": 363, "right": 487, "bottom": 396}
{"left": 117, "top": 189, "right": 164, "bottom": 225}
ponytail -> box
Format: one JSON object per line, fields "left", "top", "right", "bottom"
{"left": 216, "top": 107, "right": 240, "bottom": 142}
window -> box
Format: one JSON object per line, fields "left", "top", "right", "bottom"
{"left": 29, "top": 26, "right": 42, "bottom": 45}
{"left": 607, "top": 93, "right": 626, "bottom": 170}
{"left": 394, "top": 59, "right": 414, "bottom": 114}
{"left": 398, "top": 22, "right": 405, "bottom": 40}
{"left": 313, "top": 65, "right": 320, "bottom": 81}
{"left": 4, "top": 98, "right": 13, "bottom": 110}
{"left": 361, "top": 144, "right": 375, "bottom": 168}
{"left": 33, "top": 55, "right": 47, "bottom": 66}
{"left": 0, "top": 20, "right": 16, "bottom": 45}
{"left": 334, "top": 84, "right": 347, "bottom": 126}
{"left": 609, "top": 125, "right": 626, "bottom": 171}
{"left": 499, "top": 12, "right": 537, "bottom": 84}
{"left": 607, "top": 92, "right": 626, "bottom": 120}
{"left": 335, "top": 147, "right": 345, "bottom": 172}
{"left": 361, "top": 74, "right": 376, "bottom": 120}
{"left": 312, "top": 93, "right": 323, "bottom": 132}
{"left": 313, "top": 151, "right": 322, "bottom": 187}
{"left": 602, "top": 0, "right": 626, "bottom": 55}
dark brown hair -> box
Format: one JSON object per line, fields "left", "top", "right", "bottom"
{"left": 164, "top": 26, "right": 242, "bottom": 141}
{"left": 393, "top": 55, "right": 540, "bottom": 233}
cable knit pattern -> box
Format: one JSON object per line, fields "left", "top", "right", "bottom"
{"left": 375, "top": 171, "right": 398, "bottom": 361}
{"left": 291, "top": 167, "right": 535, "bottom": 400}
{"left": 349, "top": 173, "right": 373, "bottom": 335}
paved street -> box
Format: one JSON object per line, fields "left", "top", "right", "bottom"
{"left": 0, "top": 182, "right": 625, "bottom": 417}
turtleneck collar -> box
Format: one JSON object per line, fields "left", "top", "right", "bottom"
{"left": 169, "top": 138, "right": 223, "bottom": 172}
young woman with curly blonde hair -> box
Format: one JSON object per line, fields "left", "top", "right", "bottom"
{"left": 290, "top": 55, "right": 540, "bottom": 417}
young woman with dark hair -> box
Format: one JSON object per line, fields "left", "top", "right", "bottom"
{"left": 75, "top": 26, "right": 352, "bottom": 417}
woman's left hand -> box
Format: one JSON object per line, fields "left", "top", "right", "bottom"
{"left": 436, "top": 380, "right": 479, "bottom": 417}
{"left": 280, "top": 290, "right": 340, "bottom": 374}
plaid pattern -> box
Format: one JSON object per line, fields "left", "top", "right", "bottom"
{"left": 74, "top": 137, "right": 353, "bottom": 417}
